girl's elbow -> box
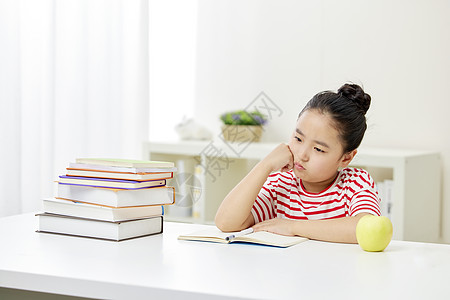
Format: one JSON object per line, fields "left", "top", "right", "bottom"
{"left": 215, "top": 214, "right": 232, "bottom": 232}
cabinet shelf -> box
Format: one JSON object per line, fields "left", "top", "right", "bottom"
{"left": 144, "top": 140, "right": 441, "bottom": 242}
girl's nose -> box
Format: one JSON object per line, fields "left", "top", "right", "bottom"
{"left": 299, "top": 148, "right": 309, "bottom": 162}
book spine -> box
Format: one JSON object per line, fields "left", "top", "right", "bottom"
{"left": 60, "top": 175, "right": 166, "bottom": 184}
{"left": 58, "top": 182, "right": 165, "bottom": 190}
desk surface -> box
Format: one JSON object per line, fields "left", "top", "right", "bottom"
{"left": 1, "top": 213, "right": 450, "bottom": 300}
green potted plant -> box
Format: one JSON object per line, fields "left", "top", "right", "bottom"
{"left": 220, "top": 110, "right": 267, "bottom": 142}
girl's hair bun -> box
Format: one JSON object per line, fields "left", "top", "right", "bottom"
{"left": 338, "top": 83, "right": 371, "bottom": 114}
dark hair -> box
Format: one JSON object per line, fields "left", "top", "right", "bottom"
{"left": 298, "top": 83, "right": 371, "bottom": 153}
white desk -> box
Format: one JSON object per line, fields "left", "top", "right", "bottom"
{"left": 1, "top": 213, "right": 450, "bottom": 300}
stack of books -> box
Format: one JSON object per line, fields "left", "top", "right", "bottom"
{"left": 37, "top": 158, "right": 176, "bottom": 241}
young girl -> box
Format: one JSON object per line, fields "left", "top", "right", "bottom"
{"left": 215, "top": 83, "right": 381, "bottom": 244}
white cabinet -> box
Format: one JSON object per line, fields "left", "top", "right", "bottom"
{"left": 144, "top": 140, "right": 441, "bottom": 242}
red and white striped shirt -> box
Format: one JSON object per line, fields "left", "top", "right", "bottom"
{"left": 251, "top": 167, "right": 381, "bottom": 223}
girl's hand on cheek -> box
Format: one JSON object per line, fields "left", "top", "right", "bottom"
{"left": 252, "top": 218, "right": 296, "bottom": 236}
{"left": 263, "top": 143, "right": 294, "bottom": 173}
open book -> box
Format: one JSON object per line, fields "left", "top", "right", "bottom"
{"left": 178, "top": 227, "right": 308, "bottom": 248}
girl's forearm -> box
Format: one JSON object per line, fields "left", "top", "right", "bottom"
{"left": 215, "top": 160, "right": 273, "bottom": 232}
{"left": 292, "top": 214, "right": 369, "bottom": 243}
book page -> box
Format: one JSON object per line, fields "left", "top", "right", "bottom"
{"left": 235, "top": 231, "right": 308, "bottom": 247}
{"left": 178, "top": 227, "right": 235, "bottom": 243}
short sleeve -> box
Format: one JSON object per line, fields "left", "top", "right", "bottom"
{"left": 345, "top": 169, "right": 381, "bottom": 217}
{"left": 349, "top": 189, "right": 381, "bottom": 216}
{"left": 251, "top": 173, "right": 278, "bottom": 223}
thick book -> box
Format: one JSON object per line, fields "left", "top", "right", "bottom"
{"left": 58, "top": 176, "right": 166, "bottom": 189}
{"left": 66, "top": 168, "right": 173, "bottom": 181}
{"left": 57, "top": 184, "right": 175, "bottom": 207}
{"left": 68, "top": 163, "right": 177, "bottom": 174}
{"left": 42, "top": 198, "right": 164, "bottom": 222}
{"left": 75, "top": 158, "right": 175, "bottom": 168}
{"left": 178, "top": 227, "right": 308, "bottom": 248}
{"left": 36, "top": 213, "right": 163, "bottom": 241}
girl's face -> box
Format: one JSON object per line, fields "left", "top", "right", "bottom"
{"left": 288, "top": 109, "right": 356, "bottom": 193}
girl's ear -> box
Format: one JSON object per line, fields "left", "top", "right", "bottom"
{"left": 339, "top": 149, "right": 357, "bottom": 168}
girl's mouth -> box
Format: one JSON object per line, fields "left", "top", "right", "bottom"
{"left": 294, "top": 162, "right": 305, "bottom": 170}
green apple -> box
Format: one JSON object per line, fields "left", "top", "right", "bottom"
{"left": 356, "top": 215, "right": 393, "bottom": 252}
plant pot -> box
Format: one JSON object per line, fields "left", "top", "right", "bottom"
{"left": 221, "top": 125, "right": 263, "bottom": 143}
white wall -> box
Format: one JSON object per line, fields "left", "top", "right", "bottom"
{"left": 148, "top": 0, "right": 198, "bottom": 141}
{"left": 193, "top": 0, "right": 450, "bottom": 243}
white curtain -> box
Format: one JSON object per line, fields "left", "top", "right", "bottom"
{"left": 0, "top": 0, "right": 149, "bottom": 217}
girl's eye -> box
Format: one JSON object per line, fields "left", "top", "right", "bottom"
{"left": 294, "top": 136, "right": 302, "bottom": 142}
{"left": 314, "top": 147, "right": 325, "bottom": 153}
